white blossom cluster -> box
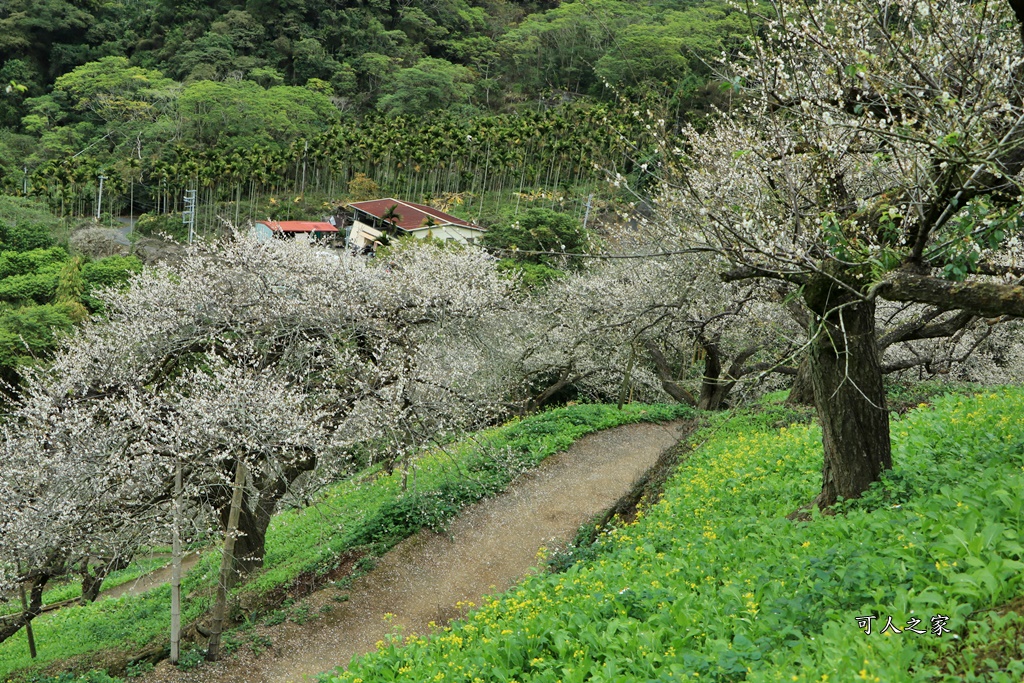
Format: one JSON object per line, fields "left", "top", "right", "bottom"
{"left": 659, "top": 0, "right": 1024, "bottom": 278}
{"left": 0, "top": 235, "right": 510, "bottom": 592}
{"left": 480, "top": 256, "right": 801, "bottom": 408}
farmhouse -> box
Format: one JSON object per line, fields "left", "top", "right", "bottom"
{"left": 347, "top": 198, "right": 486, "bottom": 249}
{"left": 253, "top": 220, "right": 339, "bottom": 242}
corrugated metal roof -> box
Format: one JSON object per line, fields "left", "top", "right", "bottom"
{"left": 258, "top": 221, "right": 339, "bottom": 233}
{"left": 347, "top": 199, "right": 485, "bottom": 232}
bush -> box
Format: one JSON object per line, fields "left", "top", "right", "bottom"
{"left": 495, "top": 259, "right": 565, "bottom": 288}
{"left": 133, "top": 213, "right": 189, "bottom": 243}
{"left": 0, "top": 221, "right": 56, "bottom": 252}
{"left": 80, "top": 255, "right": 141, "bottom": 311}
{"left": 0, "top": 271, "right": 58, "bottom": 305}
{"left": 176, "top": 647, "right": 205, "bottom": 671}
{"left": 0, "top": 247, "right": 66, "bottom": 279}
{"left": 347, "top": 173, "right": 380, "bottom": 201}
{"left": 0, "top": 303, "right": 77, "bottom": 381}
{"left": 481, "top": 208, "right": 588, "bottom": 269}
{"left": 0, "top": 195, "right": 59, "bottom": 251}
{"left": 80, "top": 255, "right": 141, "bottom": 290}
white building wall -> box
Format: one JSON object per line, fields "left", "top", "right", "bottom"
{"left": 407, "top": 224, "right": 486, "bottom": 245}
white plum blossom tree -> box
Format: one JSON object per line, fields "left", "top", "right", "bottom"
{"left": 656, "top": 0, "right": 1024, "bottom": 506}
{"left": 0, "top": 234, "right": 511, "bottom": 648}
{"left": 482, "top": 256, "right": 803, "bottom": 411}
{"left": 0, "top": 384, "right": 167, "bottom": 644}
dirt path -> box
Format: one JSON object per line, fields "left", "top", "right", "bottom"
{"left": 100, "top": 554, "right": 201, "bottom": 601}
{"left": 2, "top": 554, "right": 202, "bottom": 618}
{"left": 143, "top": 419, "right": 687, "bottom": 683}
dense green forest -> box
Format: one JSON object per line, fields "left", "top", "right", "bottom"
{"left": 0, "top": 0, "right": 752, "bottom": 231}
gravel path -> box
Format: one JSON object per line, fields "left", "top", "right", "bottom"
{"left": 141, "top": 419, "right": 688, "bottom": 683}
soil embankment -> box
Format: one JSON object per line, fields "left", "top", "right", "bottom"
{"left": 144, "top": 419, "right": 688, "bottom": 683}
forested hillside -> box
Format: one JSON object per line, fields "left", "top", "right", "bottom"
{"left": 0, "top": 0, "right": 751, "bottom": 233}
{"left": 1, "top": 0, "right": 748, "bottom": 113}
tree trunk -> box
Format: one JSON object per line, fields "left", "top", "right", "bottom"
{"left": 18, "top": 581, "right": 36, "bottom": 658}
{"left": 222, "top": 493, "right": 274, "bottom": 582}
{"left": 697, "top": 338, "right": 730, "bottom": 411}
{"left": 643, "top": 341, "right": 696, "bottom": 406}
{"left": 80, "top": 569, "right": 104, "bottom": 604}
{"left": 213, "top": 475, "right": 288, "bottom": 584}
{"left": 525, "top": 367, "right": 588, "bottom": 413}
{"left": 207, "top": 459, "right": 246, "bottom": 662}
{"left": 0, "top": 574, "right": 48, "bottom": 647}
{"left": 79, "top": 555, "right": 130, "bottom": 604}
{"left": 806, "top": 289, "right": 891, "bottom": 508}
{"left": 206, "top": 455, "right": 313, "bottom": 585}
{"left": 697, "top": 381, "right": 729, "bottom": 411}
{"left": 786, "top": 356, "right": 815, "bottom": 406}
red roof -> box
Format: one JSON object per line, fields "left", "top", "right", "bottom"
{"left": 259, "top": 221, "right": 338, "bottom": 233}
{"left": 348, "top": 199, "right": 484, "bottom": 233}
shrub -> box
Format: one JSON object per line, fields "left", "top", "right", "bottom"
{"left": 347, "top": 173, "right": 380, "bottom": 201}
{"left": 0, "top": 196, "right": 59, "bottom": 251}
{"left": 0, "top": 247, "right": 67, "bottom": 279}
{"left": 481, "top": 208, "right": 588, "bottom": 269}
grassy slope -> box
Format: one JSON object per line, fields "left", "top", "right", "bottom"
{"left": 0, "top": 403, "right": 692, "bottom": 679}
{"left": 327, "top": 387, "right": 1024, "bottom": 683}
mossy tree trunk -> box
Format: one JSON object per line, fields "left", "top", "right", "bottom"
{"left": 805, "top": 275, "right": 892, "bottom": 508}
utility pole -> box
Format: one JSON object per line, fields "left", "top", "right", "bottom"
{"left": 582, "top": 193, "right": 594, "bottom": 232}
{"left": 22, "top": 166, "right": 27, "bottom": 195}
{"left": 183, "top": 189, "right": 197, "bottom": 244}
{"left": 170, "top": 457, "right": 182, "bottom": 664}
{"left": 96, "top": 174, "right": 107, "bottom": 222}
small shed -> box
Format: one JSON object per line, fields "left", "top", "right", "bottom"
{"left": 346, "top": 199, "right": 486, "bottom": 249}
{"left": 254, "top": 220, "right": 339, "bottom": 242}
